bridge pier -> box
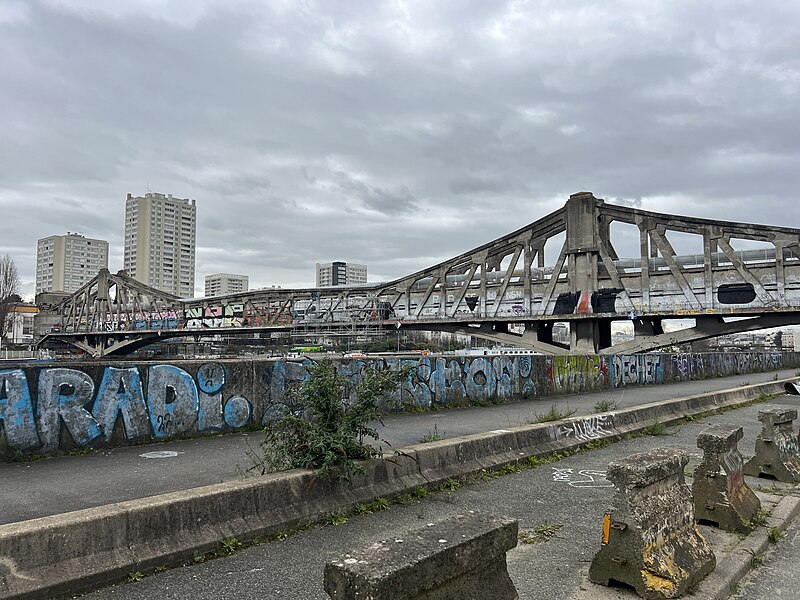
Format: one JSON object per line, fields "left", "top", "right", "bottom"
{"left": 566, "top": 192, "right": 604, "bottom": 353}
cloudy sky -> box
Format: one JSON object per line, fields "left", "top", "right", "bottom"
{"left": 1, "top": 0, "right": 798, "bottom": 299}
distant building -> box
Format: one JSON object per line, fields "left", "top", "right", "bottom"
{"left": 2, "top": 303, "right": 38, "bottom": 344}
{"left": 124, "top": 192, "right": 196, "bottom": 298}
{"left": 315, "top": 261, "right": 367, "bottom": 287}
{"left": 34, "top": 291, "right": 71, "bottom": 338}
{"left": 35, "top": 233, "right": 109, "bottom": 294}
{"left": 204, "top": 273, "right": 249, "bottom": 296}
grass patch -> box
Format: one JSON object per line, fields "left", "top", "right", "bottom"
{"left": 218, "top": 538, "right": 242, "bottom": 555}
{"left": 418, "top": 424, "right": 445, "bottom": 443}
{"left": 640, "top": 420, "right": 669, "bottom": 436}
{"left": 583, "top": 438, "right": 611, "bottom": 450}
{"left": 768, "top": 527, "right": 785, "bottom": 543}
{"left": 744, "top": 548, "right": 765, "bottom": 568}
{"left": 272, "top": 529, "right": 291, "bottom": 541}
{"left": 327, "top": 513, "right": 348, "bottom": 526}
{"left": 370, "top": 497, "right": 390, "bottom": 511}
{"left": 532, "top": 404, "right": 577, "bottom": 423}
{"left": 354, "top": 502, "right": 374, "bottom": 515}
{"left": 4, "top": 451, "right": 46, "bottom": 464}
{"left": 126, "top": 571, "right": 144, "bottom": 583}
{"left": 68, "top": 447, "right": 93, "bottom": 456}
{"left": 439, "top": 478, "right": 460, "bottom": 492}
{"left": 592, "top": 399, "right": 618, "bottom": 413}
{"left": 742, "top": 508, "right": 769, "bottom": 531}
{"left": 412, "top": 486, "right": 430, "bottom": 500}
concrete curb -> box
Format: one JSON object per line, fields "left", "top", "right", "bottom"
{"left": 694, "top": 492, "right": 800, "bottom": 600}
{"left": 0, "top": 377, "right": 795, "bottom": 600}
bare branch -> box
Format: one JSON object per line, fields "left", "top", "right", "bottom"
{"left": 0, "top": 254, "right": 22, "bottom": 337}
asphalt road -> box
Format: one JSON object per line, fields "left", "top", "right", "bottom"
{"left": 72, "top": 392, "right": 800, "bottom": 600}
{"left": 2, "top": 369, "right": 796, "bottom": 526}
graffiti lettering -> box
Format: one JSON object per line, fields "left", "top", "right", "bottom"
{"left": 611, "top": 355, "right": 663, "bottom": 387}
{"left": 0, "top": 363, "right": 253, "bottom": 455}
{"left": 0, "top": 351, "right": 795, "bottom": 456}
{"left": 548, "top": 415, "right": 612, "bottom": 442}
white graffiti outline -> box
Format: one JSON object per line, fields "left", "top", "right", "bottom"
{"left": 552, "top": 467, "right": 614, "bottom": 488}
{"left": 548, "top": 415, "right": 612, "bottom": 442}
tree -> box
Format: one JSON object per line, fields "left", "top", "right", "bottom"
{"left": 0, "top": 254, "right": 21, "bottom": 343}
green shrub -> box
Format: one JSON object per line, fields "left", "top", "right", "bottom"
{"left": 257, "top": 358, "right": 409, "bottom": 483}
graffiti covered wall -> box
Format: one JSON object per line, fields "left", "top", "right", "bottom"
{"left": 1, "top": 352, "right": 798, "bottom": 456}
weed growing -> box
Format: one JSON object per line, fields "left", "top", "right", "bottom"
{"left": 742, "top": 508, "right": 769, "bottom": 531}
{"left": 768, "top": 527, "right": 785, "bottom": 543}
{"left": 744, "top": 548, "right": 765, "bottom": 568}
{"left": 533, "top": 404, "right": 577, "bottom": 423}
{"left": 253, "top": 358, "right": 410, "bottom": 483}
{"left": 218, "top": 538, "right": 242, "bottom": 555}
{"left": 418, "top": 424, "right": 445, "bottom": 443}
{"left": 592, "top": 399, "right": 618, "bottom": 413}
{"left": 440, "top": 478, "right": 460, "bottom": 492}
{"left": 640, "top": 420, "right": 669, "bottom": 436}
{"left": 583, "top": 438, "right": 611, "bottom": 450}
{"left": 327, "top": 513, "right": 348, "bottom": 526}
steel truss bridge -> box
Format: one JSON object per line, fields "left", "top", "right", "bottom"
{"left": 40, "top": 192, "right": 800, "bottom": 357}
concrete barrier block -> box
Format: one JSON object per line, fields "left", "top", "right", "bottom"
{"left": 349, "top": 450, "right": 427, "bottom": 502}
{"left": 411, "top": 431, "right": 521, "bottom": 483}
{"left": 0, "top": 505, "right": 134, "bottom": 598}
{"left": 588, "top": 447, "right": 716, "bottom": 599}
{"left": 743, "top": 407, "right": 800, "bottom": 482}
{"left": 693, "top": 424, "right": 761, "bottom": 533}
{"left": 323, "top": 512, "right": 519, "bottom": 600}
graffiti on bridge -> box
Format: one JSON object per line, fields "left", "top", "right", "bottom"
{"left": 185, "top": 304, "right": 245, "bottom": 329}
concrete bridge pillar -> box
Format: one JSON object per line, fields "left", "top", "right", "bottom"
{"left": 566, "top": 192, "right": 602, "bottom": 353}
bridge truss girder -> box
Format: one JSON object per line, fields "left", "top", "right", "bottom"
{"left": 41, "top": 192, "right": 800, "bottom": 356}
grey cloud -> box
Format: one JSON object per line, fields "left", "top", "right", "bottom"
{"left": 1, "top": 1, "right": 799, "bottom": 298}
{"left": 328, "top": 170, "right": 418, "bottom": 215}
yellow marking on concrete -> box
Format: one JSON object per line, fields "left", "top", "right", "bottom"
{"left": 642, "top": 569, "right": 677, "bottom": 595}
{"left": 602, "top": 514, "right": 611, "bottom": 545}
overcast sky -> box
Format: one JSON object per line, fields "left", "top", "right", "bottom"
{"left": 1, "top": 0, "right": 798, "bottom": 299}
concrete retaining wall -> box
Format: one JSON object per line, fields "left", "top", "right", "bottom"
{"left": 1, "top": 352, "right": 798, "bottom": 457}
{"left": 0, "top": 377, "right": 791, "bottom": 600}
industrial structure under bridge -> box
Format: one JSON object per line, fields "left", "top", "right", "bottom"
{"left": 39, "top": 192, "right": 800, "bottom": 357}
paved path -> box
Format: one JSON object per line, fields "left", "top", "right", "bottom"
{"left": 732, "top": 503, "right": 800, "bottom": 599}
{"left": 0, "top": 368, "right": 796, "bottom": 526}
{"left": 72, "top": 390, "right": 800, "bottom": 599}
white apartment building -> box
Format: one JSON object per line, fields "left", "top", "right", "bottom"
{"left": 204, "top": 273, "right": 249, "bottom": 297}
{"left": 315, "top": 261, "right": 368, "bottom": 287}
{"left": 124, "top": 193, "right": 196, "bottom": 298}
{"left": 35, "top": 233, "right": 109, "bottom": 294}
